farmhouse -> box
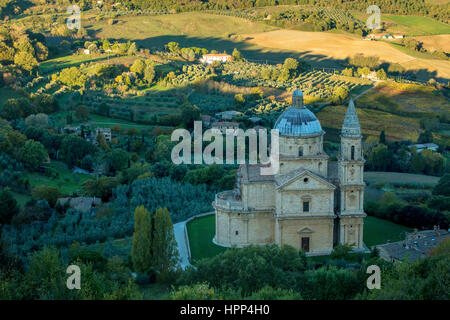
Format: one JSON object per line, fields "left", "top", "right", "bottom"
{"left": 366, "top": 33, "right": 403, "bottom": 40}
{"left": 214, "top": 91, "right": 367, "bottom": 255}
{"left": 200, "top": 53, "right": 232, "bottom": 64}
{"left": 95, "top": 127, "right": 112, "bottom": 142}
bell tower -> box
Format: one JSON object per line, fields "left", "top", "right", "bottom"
{"left": 337, "top": 99, "right": 366, "bottom": 249}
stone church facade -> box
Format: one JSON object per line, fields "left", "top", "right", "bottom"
{"left": 213, "top": 90, "right": 367, "bottom": 255}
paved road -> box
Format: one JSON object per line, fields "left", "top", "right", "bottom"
{"left": 173, "top": 220, "right": 191, "bottom": 270}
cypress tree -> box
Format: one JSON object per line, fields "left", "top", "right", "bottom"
{"left": 379, "top": 130, "right": 386, "bottom": 144}
{"left": 152, "top": 207, "right": 179, "bottom": 282}
{"left": 131, "top": 206, "right": 153, "bottom": 274}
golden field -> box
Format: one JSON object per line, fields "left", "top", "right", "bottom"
{"left": 243, "top": 30, "right": 450, "bottom": 80}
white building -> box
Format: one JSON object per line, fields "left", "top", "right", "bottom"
{"left": 200, "top": 53, "right": 232, "bottom": 64}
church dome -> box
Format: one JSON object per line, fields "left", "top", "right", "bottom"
{"left": 274, "top": 90, "right": 323, "bottom": 136}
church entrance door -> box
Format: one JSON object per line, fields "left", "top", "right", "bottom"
{"left": 301, "top": 237, "right": 310, "bottom": 252}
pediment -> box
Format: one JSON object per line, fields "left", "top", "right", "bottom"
{"left": 297, "top": 227, "right": 315, "bottom": 234}
{"left": 275, "top": 169, "right": 336, "bottom": 191}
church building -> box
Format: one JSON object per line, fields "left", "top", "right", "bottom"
{"left": 213, "top": 90, "right": 367, "bottom": 255}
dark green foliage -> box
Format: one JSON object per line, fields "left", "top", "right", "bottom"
{"left": 179, "top": 244, "right": 307, "bottom": 296}
{"left": 364, "top": 200, "right": 448, "bottom": 229}
{"left": 60, "top": 135, "right": 98, "bottom": 167}
{"left": 432, "top": 174, "right": 450, "bottom": 197}
{"left": 0, "top": 188, "right": 18, "bottom": 225}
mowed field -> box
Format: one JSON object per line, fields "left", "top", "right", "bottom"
{"left": 243, "top": 29, "right": 450, "bottom": 80}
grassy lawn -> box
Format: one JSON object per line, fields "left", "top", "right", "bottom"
{"left": 364, "top": 171, "right": 440, "bottom": 186}
{"left": 363, "top": 216, "right": 412, "bottom": 247}
{"left": 25, "top": 161, "right": 91, "bottom": 195}
{"left": 383, "top": 15, "right": 450, "bottom": 36}
{"left": 186, "top": 214, "right": 226, "bottom": 263}
{"left": 39, "top": 54, "right": 110, "bottom": 74}
{"left": 186, "top": 214, "right": 412, "bottom": 261}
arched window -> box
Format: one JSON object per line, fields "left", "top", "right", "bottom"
{"left": 351, "top": 145, "right": 355, "bottom": 160}
{"left": 298, "top": 146, "right": 303, "bottom": 157}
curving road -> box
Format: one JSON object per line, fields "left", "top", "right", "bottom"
{"left": 173, "top": 220, "right": 191, "bottom": 270}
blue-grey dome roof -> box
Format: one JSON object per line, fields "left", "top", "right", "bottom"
{"left": 274, "top": 91, "right": 323, "bottom": 136}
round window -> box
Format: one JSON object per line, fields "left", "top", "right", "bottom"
{"left": 304, "top": 178, "right": 309, "bottom": 183}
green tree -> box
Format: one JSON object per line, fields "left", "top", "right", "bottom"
{"left": 342, "top": 68, "right": 354, "bottom": 77}
{"left": 180, "top": 103, "right": 200, "bottom": 129}
{"left": 24, "top": 247, "right": 67, "bottom": 299}
{"left": 82, "top": 177, "right": 119, "bottom": 201}
{"left": 152, "top": 207, "right": 179, "bottom": 282}
{"left": 131, "top": 206, "right": 153, "bottom": 274}
{"left": 433, "top": 174, "right": 450, "bottom": 197}
{"left": 379, "top": 130, "right": 386, "bottom": 144}
{"left": 31, "top": 186, "right": 63, "bottom": 207}
{"left": 127, "top": 42, "right": 138, "bottom": 55}
{"left": 417, "top": 130, "right": 433, "bottom": 143}
{"left": 167, "top": 41, "right": 180, "bottom": 54}
{"left": 19, "top": 140, "right": 48, "bottom": 170}
{"left": 108, "top": 149, "right": 129, "bottom": 172}
{"left": 376, "top": 68, "right": 387, "bottom": 80}
{"left": 277, "top": 67, "right": 290, "bottom": 81}
{"left": 143, "top": 63, "right": 155, "bottom": 84}
{"left": 332, "top": 86, "right": 349, "bottom": 104}
{"left": 57, "top": 67, "right": 86, "bottom": 89}
{"left": 0, "top": 188, "right": 19, "bottom": 225}
{"left": 130, "top": 59, "right": 145, "bottom": 75}
{"left": 60, "top": 135, "right": 98, "bottom": 167}
{"left": 367, "top": 144, "right": 390, "bottom": 171}
{"left": 96, "top": 132, "right": 109, "bottom": 151}
{"left": 232, "top": 48, "right": 242, "bottom": 61}
{"left": 283, "top": 58, "right": 299, "bottom": 73}
{"left": 34, "top": 42, "right": 48, "bottom": 61}
{"left": 14, "top": 51, "right": 38, "bottom": 72}
{"left": 75, "top": 105, "right": 89, "bottom": 121}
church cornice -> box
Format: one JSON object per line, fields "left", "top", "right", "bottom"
{"left": 337, "top": 156, "right": 366, "bottom": 164}
{"left": 275, "top": 213, "right": 336, "bottom": 220}
{"left": 280, "top": 153, "right": 329, "bottom": 160}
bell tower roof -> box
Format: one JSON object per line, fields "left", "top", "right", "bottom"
{"left": 341, "top": 99, "right": 361, "bottom": 137}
